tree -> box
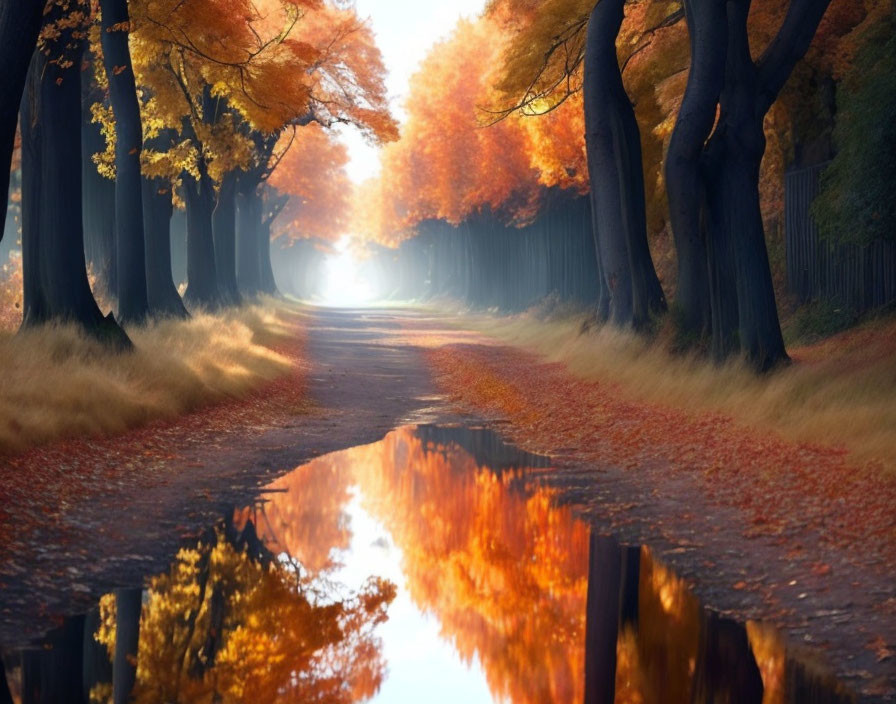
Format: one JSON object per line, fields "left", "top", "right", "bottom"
{"left": 120, "top": 0, "right": 395, "bottom": 304}
{"left": 663, "top": 0, "right": 725, "bottom": 341}
{"left": 0, "top": 0, "right": 45, "bottom": 237}
{"left": 582, "top": 0, "right": 667, "bottom": 327}
{"left": 19, "top": 0, "right": 129, "bottom": 347}
{"left": 102, "top": 0, "right": 317, "bottom": 309}
{"left": 701, "top": 0, "right": 835, "bottom": 369}
{"left": 99, "top": 0, "right": 150, "bottom": 324}
{"left": 94, "top": 519, "right": 395, "bottom": 703}
{"left": 486, "top": 0, "right": 677, "bottom": 327}
{"left": 267, "top": 124, "right": 351, "bottom": 247}
{"left": 142, "top": 128, "right": 189, "bottom": 317}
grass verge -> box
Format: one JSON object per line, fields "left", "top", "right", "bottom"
{"left": 452, "top": 308, "right": 896, "bottom": 473}
{"left": 0, "top": 300, "right": 306, "bottom": 455}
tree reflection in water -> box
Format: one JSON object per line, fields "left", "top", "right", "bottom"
{"left": 90, "top": 515, "right": 395, "bottom": 704}
{"left": 258, "top": 426, "right": 853, "bottom": 704}
{"left": 3, "top": 425, "right": 854, "bottom": 704}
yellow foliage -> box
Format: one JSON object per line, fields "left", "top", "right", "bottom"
{"left": 93, "top": 526, "right": 395, "bottom": 703}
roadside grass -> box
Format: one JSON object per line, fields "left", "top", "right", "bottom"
{"left": 0, "top": 300, "right": 305, "bottom": 455}
{"left": 454, "top": 307, "right": 896, "bottom": 472}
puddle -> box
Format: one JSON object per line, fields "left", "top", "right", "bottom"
{"left": 1, "top": 425, "right": 854, "bottom": 702}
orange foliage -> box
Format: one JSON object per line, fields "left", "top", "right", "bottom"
{"left": 355, "top": 19, "right": 551, "bottom": 248}
{"left": 292, "top": 4, "right": 398, "bottom": 144}
{"left": 354, "top": 0, "right": 871, "bottom": 251}
{"left": 268, "top": 124, "right": 351, "bottom": 243}
{"left": 256, "top": 455, "right": 353, "bottom": 575}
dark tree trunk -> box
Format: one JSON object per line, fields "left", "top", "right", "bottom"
{"left": 142, "top": 168, "right": 188, "bottom": 318}
{"left": 112, "top": 588, "right": 142, "bottom": 704}
{"left": 19, "top": 30, "right": 129, "bottom": 348}
{"left": 183, "top": 168, "right": 223, "bottom": 310}
{"left": 704, "top": 0, "right": 830, "bottom": 370}
{"left": 0, "top": 0, "right": 44, "bottom": 236}
{"left": 704, "top": 0, "right": 782, "bottom": 367}
{"left": 212, "top": 171, "right": 242, "bottom": 305}
{"left": 583, "top": 532, "right": 621, "bottom": 704}
{"left": 100, "top": 0, "right": 148, "bottom": 324}
{"left": 258, "top": 218, "right": 278, "bottom": 296}
{"left": 81, "top": 80, "right": 117, "bottom": 298}
{"left": 18, "top": 617, "right": 85, "bottom": 704}
{"left": 665, "top": 0, "right": 725, "bottom": 341}
{"left": 583, "top": 0, "right": 666, "bottom": 328}
{"left": 690, "top": 612, "right": 764, "bottom": 703}
{"left": 170, "top": 207, "right": 187, "bottom": 287}
{"left": 236, "top": 186, "right": 262, "bottom": 296}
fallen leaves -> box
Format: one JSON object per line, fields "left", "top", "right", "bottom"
{"left": 0, "top": 317, "right": 309, "bottom": 576}
{"left": 425, "top": 343, "right": 896, "bottom": 576}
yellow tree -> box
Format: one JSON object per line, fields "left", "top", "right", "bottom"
{"left": 94, "top": 522, "right": 396, "bottom": 703}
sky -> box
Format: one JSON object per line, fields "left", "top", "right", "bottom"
{"left": 336, "top": 0, "right": 487, "bottom": 184}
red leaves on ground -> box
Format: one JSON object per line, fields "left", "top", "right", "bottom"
{"left": 424, "top": 343, "right": 896, "bottom": 572}
{"left": 0, "top": 322, "right": 309, "bottom": 564}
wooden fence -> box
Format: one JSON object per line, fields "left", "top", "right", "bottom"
{"left": 785, "top": 163, "right": 896, "bottom": 312}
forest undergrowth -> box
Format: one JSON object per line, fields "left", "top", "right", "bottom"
{"left": 0, "top": 297, "right": 304, "bottom": 455}
{"left": 449, "top": 306, "right": 896, "bottom": 474}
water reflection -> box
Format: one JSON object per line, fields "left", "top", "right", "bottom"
{"left": 1, "top": 426, "right": 854, "bottom": 703}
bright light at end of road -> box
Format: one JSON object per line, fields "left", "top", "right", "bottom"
{"left": 320, "top": 236, "right": 375, "bottom": 307}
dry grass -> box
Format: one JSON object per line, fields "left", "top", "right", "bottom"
{"left": 454, "top": 309, "right": 896, "bottom": 473}
{"left": 0, "top": 299, "right": 305, "bottom": 455}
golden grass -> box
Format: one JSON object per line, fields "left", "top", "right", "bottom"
{"left": 453, "top": 309, "right": 896, "bottom": 473}
{"left": 0, "top": 299, "right": 304, "bottom": 455}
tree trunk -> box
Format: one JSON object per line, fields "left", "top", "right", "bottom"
{"left": 112, "top": 588, "right": 142, "bottom": 704}
{"left": 142, "top": 171, "right": 188, "bottom": 318}
{"left": 183, "top": 168, "right": 222, "bottom": 310}
{"left": 236, "top": 186, "right": 262, "bottom": 296}
{"left": 690, "top": 612, "right": 764, "bottom": 703}
{"left": 0, "top": 652, "right": 11, "bottom": 704}
{"left": 704, "top": 0, "right": 831, "bottom": 369}
{"left": 100, "top": 0, "right": 148, "bottom": 325}
{"left": 258, "top": 217, "right": 278, "bottom": 296}
{"left": 583, "top": 0, "right": 665, "bottom": 328}
{"left": 0, "top": 0, "right": 44, "bottom": 236}
{"left": 583, "top": 532, "right": 621, "bottom": 704}
{"left": 705, "top": 0, "right": 785, "bottom": 369}
{"left": 665, "top": 0, "right": 725, "bottom": 341}
{"left": 212, "top": 171, "right": 242, "bottom": 305}
{"left": 81, "top": 81, "right": 117, "bottom": 298}
{"left": 20, "top": 33, "right": 129, "bottom": 349}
